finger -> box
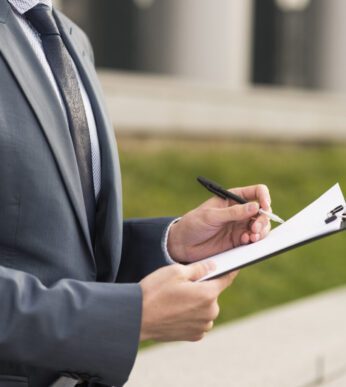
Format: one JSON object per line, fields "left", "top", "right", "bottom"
{"left": 207, "top": 270, "right": 239, "bottom": 293}
{"left": 185, "top": 260, "right": 216, "bottom": 282}
{"left": 250, "top": 233, "right": 260, "bottom": 243}
{"left": 217, "top": 270, "right": 239, "bottom": 292}
{"left": 251, "top": 214, "right": 270, "bottom": 234}
{"left": 231, "top": 184, "right": 271, "bottom": 210}
{"left": 207, "top": 202, "right": 259, "bottom": 226}
{"left": 259, "top": 221, "right": 271, "bottom": 239}
{"left": 240, "top": 232, "right": 250, "bottom": 245}
{"left": 249, "top": 216, "right": 271, "bottom": 242}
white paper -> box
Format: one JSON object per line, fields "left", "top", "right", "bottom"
{"left": 199, "top": 184, "right": 345, "bottom": 281}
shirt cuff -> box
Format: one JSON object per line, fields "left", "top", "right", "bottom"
{"left": 161, "top": 218, "right": 181, "bottom": 264}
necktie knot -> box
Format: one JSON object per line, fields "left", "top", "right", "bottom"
{"left": 25, "top": 4, "right": 60, "bottom": 36}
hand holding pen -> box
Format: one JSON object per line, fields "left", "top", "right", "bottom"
{"left": 167, "top": 179, "right": 273, "bottom": 262}
{"left": 197, "top": 176, "right": 284, "bottom": 224}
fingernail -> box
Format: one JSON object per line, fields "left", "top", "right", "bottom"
{"left": 247, "top": 202, "right": 259, "bottom": 213}
{"left": 265, "top": 199, "right": 271, "bottom": 209}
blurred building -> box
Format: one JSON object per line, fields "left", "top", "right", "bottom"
{"left": 57, "top": 0, "right": 346, "bottom": 91}
{"left": 56, "top": 0, "right": 346, "bottom": 93}
{"left": 253, "top": 0, "right": 346, "bottom": 93}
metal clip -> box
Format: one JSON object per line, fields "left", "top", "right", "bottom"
{"left": 325, "top": 205, "right": 345, "bottom": 224}
{"left": 50, "top": 376, "right": 82, "bottom": 387}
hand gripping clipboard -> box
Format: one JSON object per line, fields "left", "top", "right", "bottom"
{"left": 198, "top": 184, "right": 346, "bottom": 281}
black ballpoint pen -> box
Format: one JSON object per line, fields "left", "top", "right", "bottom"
{"left": 197, "top": 176, "right": 285, "bottom": 224}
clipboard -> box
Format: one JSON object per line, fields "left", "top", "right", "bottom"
{"left": 198, "top": 183, "right": 346, "bottom": 281}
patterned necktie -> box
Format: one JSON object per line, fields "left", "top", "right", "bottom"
{"left": 25, "top": 4, "right": 96, "bottom": 237}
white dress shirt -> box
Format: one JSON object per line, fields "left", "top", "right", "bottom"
{"left": 8, "top": 0, "right": 102, "bottom": 199}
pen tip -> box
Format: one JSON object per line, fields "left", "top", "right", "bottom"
{"left": 275, "top": 216, "right": 285, "bottom": 224}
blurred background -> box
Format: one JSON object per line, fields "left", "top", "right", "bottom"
{"left": 53, "top": 0, "right": 346, "bottom": 141}
{"left": 54, "top": 1, "right": 346, "bottom": 385}
{"left": 56, "top": 0, "right": 346, "bottom": 91}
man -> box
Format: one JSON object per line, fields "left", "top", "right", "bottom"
{"left": 0, "top": 0, "right": 271, "bottom": 386}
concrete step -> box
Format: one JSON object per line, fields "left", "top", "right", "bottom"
{"left": 127, "top": 287, "right": 346, "bottom": 387}
{"left": 98, "top": 71, "right": 346, "bottom": 142}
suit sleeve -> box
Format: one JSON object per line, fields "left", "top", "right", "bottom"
{"left": 117, "top": 217, "right": 176, "bottom": 283}
{"left": 0, "top": 265, "right": 141, "bottom": 386}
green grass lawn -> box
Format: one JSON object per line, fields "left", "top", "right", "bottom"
{"left": 118, "top": 137, "right": 346, "bottom": 329}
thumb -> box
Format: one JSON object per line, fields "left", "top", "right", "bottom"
{"left": 185, "top": 260, "right": 216, "bottom": 282}
{"left": 212, "top": 202, "right": 259, "bottom": 225}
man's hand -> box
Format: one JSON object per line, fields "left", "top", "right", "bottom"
{"left": 140, "top": 261, "right": 238, "bottom": 342}
{"left": 167, "top": 184, "right": 271, "bottom": 263}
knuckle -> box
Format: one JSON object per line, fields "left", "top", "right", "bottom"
{"left": 258, "top": 184, "right": 270, "bottom": 201}
{"left": 259, "top": 183, "right": 269, "bottom": 192}
{"left": 212, "top": 302, "right": 220, "bottom": 319}
{"left": 171, "top": 264, "right": 185, "bottom": 277}
{"left": 204, "top": 289, "right": 218, "bottom": 304}
{"left": 202, "top": 208, "right": 214, "bottom": 224}
{"left": 207, "top": 292, "right": 216, "bottom": 303}
{"left": 207, "top": 302, "right": 220, "bottom": 320}
{"left": 229, "top": 205, "right": 241, "bottom": 218}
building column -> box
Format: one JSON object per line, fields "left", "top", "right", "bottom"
{"left": 312, "top": 0, "right": 346, "bottom": 93}
{"left": 135, "top": 0, "right": 254, "bottom": 89}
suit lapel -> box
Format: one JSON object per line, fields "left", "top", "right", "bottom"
{"left": 55, "top": 11, "right": 124, "bottom": 279}
{"left": 0, "top": 1, "right": 94, "bottom": 258}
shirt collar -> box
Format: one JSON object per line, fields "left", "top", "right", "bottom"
{"left": 7, "top": 0, "right": 52, "bottom": 15}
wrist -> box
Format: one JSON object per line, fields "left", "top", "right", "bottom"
{"left": 167, "top": 222, "right": 186, "bottom": 263}
{"left": 139, "top": 329, "right": 151, "bottom": 342}
{"left": 139, "top": 288, "right": 150, "bottom": 341}
{"left": 139, "top": 281, "right": 157, "bottom": 342}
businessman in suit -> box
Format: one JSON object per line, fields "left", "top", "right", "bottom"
{"left": 0, "top": 1, "right": 271, "bottom": 386}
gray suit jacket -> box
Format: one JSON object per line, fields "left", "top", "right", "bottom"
{"left": 0, "top": 1, "right": 173, "bottom": 386}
